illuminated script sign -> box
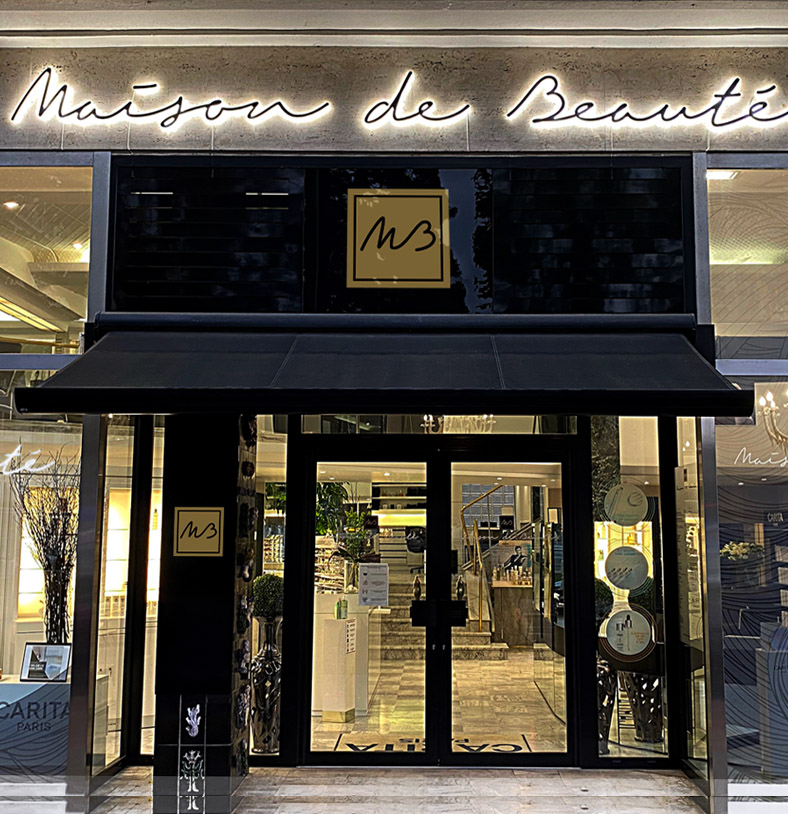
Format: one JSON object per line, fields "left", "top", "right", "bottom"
{"left": 9, "top": 68, "right": 788, "bottom": 133}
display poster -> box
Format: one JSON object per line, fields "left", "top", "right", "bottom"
{"left": 604, "top": 546, "right": 649, "bottom": 590}
{"left": 345, "top": 619, "right": 357, "bottom": 654}
{"left": 20, "top": 643, "right": 71, "bottom": 682}
{"left": 604, "top": 609, "right": 653, "bottom": 658}
{"left": 604, "top": 483, "right": 649, "bottom": 526}
{"left": 347, "top": 189, "right": 450, "bottom": 289}
{"left": 359, "top": 562, "right": 389, "bottom": 607}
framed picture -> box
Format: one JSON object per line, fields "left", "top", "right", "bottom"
{"left": 20, "top": 642, "right": 71, "bottom": 682}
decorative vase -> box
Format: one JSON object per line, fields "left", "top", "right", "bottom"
{"left": 620, "top": 671, "right": 664, "bottom": 743}
{"left": 43, "top": 566, "right": 71, "bottom": 644}
{"left": 597, "top": 659, "right": 617, "bottom": 754}
{"left": 251, "top": 618, "right": 282, "bottom": 754}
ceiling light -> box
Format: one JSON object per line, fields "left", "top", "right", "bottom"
{"left": 707, "top": 169, "right": 739, "bottom": 181}
{"left": 2, "top": 200, "right": 19, "bottom": 210}
{"left": 737, "top": 482, "right": 744, "bottom": 486}
{"left": 384, "top": 472, "right": 390, "bottom": 477}
{"left": 72, "top": 242, "right": 83, "bottom": 250}
{"left": 644, "top": 480, "right": 649, "bottom": 485}
{"left": 0, "top": 297, "right": 60, "bottom": 332}
{"left": 497, "top": 477, "right": 502, "bottom": 481}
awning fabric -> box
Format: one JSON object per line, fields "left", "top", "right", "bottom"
{"left": 14, "top": 330, "right": 752, "bottom": 416}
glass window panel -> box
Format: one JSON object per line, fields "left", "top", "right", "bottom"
{"left": 709, "top": 169, "right": 788, "bottom": 358}
{"left": 592, "top": 417, "right": 669, "bottom": 758}
{"left": 251, "top": 415, "right": 287, "bottom": 756}
{"left": 92, "top": 415, "right": 135, "bottom": 774}
{"left": 311, "top": 461, "right": 427, "bottom": 753}
{"left": 716, "top": 379, "right": 788, "bottom": 786}
{"left": 303, "top": 415, "right": 576, "bottom": 434}
{"left": 450, "top": 461, "right": 566, "bottom": 753}
{"left": 140, "top": 421, "right": 164, "bottom": 756}
{"left": 0, "top": 167, "right": 91, "bottom": 353}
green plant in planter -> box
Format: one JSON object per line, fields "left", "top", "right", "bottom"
{"left": 594, "top": 578, "right": 614, "bottom": 631}
{"left": 264, "top": 482, "right": 287, "bottom": 514}
{"left": 332, "top": 508, "right": 374, "bottom": 588}
{"left": 253, "top": 573, "right": 284, "bottom": 621}
{"left": 315, "top": 481, "right": 349, "bottom": 540}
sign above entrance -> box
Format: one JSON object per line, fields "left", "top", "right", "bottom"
{"left": 347, "top": 189, "right": 450, "bottom": 289}
{"left": 3, "top": 48, "right": 788, "bottom": 152}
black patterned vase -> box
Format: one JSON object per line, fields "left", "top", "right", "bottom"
{"left": 251, "top": 618, "right": 282, "bottom": 754}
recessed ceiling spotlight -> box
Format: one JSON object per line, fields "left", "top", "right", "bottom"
{"left": 2, "top": 201, "right": 19, "bottom": 210}
{"left": 644, "top": 480, "right": 649, "bottom": 485}
{"left": 707, "top": 169, "right": 739, "bottom": 181}
{"left": 497, "top": 477, "right": 503, "bottom": 481}
{"left": 737, "top": 482, "right": 744, "bottom": 486}
{"left": 72, "top": 242, "right": 83, "bottom": 250}
{"left": 761, "top": 477, "right": 768, "bottom": 481}
{"left": 384, "top": 472, "right": 390, "bottom": 476}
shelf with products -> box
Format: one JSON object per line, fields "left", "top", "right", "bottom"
{"left": 315, "top": 536, "right": 344, "bottom": 593}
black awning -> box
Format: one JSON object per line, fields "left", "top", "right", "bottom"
{"left": 14, "top": 330, "right": 752, "bottom": 416}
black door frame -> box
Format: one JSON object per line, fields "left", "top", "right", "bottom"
{"left": 285, "top": 428, "right": 594, "bottom": 767}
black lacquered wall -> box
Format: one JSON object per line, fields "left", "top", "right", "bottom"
{"left": 109, "top": 157, "right": 693, "bottom": 316}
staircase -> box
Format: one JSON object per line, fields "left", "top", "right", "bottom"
{"left": 378, "top": 569, "right": 509, "bottom": 661}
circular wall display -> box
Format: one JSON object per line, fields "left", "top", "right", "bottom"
{"left": 604, "top": 608, "right": 654, "bottom": 659}
{"left": 603, "top": 483, "right": 648, "bottom": 526}
{"left": 604, "top": 546, "right": 649, "bottom": 590}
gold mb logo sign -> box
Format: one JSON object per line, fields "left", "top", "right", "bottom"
{"left": 347, "top": 189, "right": 450, "bottom": 288}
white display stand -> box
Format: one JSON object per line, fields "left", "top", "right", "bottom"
{"left": 0, "top": 674, "right": 108, "bottom": 776}
{"left": 312, "top": 593, "right": 385, "bottom": 716}
{"left": 321, "top": 618, "right": 356, "bottom": 722}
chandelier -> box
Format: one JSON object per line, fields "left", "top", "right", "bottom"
{"left": 421, "top": 414, "right": 496, "bottom": 434}
{"left": 758, "top": 389, "right": 788, "bottom": 453}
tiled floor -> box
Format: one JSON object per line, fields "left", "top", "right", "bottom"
{"left": 0, "top": 766, "right": 704, "bottom": 813}
{"left": 311, "top": 649, "right": 663, "bottom": 757}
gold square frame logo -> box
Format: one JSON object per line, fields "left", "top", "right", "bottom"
{"left": 347, "top": 188, "right": 450, "bottom": 288}
{"left": 173, "top": 507, "right": 224, "bottom": 557}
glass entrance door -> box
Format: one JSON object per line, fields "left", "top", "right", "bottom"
{"left": 448, "top": 461, "right": 568, "bottom": 757}
{"left": 305, "top": 450, "right": 573, "bottom": 763}
{"left": 310, "top": 460, "right": 429, "bottom": 754}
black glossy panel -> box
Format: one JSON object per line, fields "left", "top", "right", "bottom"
{"left": 492, "top": 167, "right": 686, "bottom": 314}
{"left": 111, "top": 164, "right": 305, "bottom": 312}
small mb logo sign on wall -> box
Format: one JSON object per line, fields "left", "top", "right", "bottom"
{"left": 174, "top": 507, "right": 224, "bottom": 557}
{"left": 347, "top": 188, "right": 450, "bottom": 288}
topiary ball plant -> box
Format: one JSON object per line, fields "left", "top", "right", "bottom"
{"left": 253, "top": 573, "right": 284, "bottom": 620}
{"left": 594, "top": 578, "right": 614, "bottom": 631}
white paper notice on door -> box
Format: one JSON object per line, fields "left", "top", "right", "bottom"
{"left": 358, "top": 562, "right": 389, "bottom": 607}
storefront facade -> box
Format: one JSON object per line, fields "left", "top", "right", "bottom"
{"left": 1, "top": 5, "right": 788, "bottom": 812}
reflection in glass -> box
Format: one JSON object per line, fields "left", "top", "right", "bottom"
{"left": 591, "top": 417, "right": 669, "bottom": 758}
{"left": 311, "top": 462, "right": 427, "bottom": 753}
{"left": 676, "top": 418, "right": 709, "bottom": 775}
{"left": 140, "top": 422, "right": 164, "bottom": 756}
{"left": 716, "top": 381, "right": 788, "bottom": 784}
{"left": 303, "top": 415, "right": 576, "bottom": 434}
{"left": 709, "top": 169, "right": 788, "bottom": 358}
{"left": 92, "top": 415, "right": 135, "bottom": 773}
{"left": 0, "top": 167, "right": 91, "bottom": 353}
{"left": 450, "top": 462, "right": 566, "bottom": 753}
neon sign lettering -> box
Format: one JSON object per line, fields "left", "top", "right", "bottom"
{"left": 8, "top": 67, "right": 788, "bottom": 133}
{"left": 0, "top": 445, "right": 55, "bottom": 476}
{"left": 507, "top": 74, "right": 788, "bottom": 129}
{"left": 362, "top": 71, "right": 470, "bottom": 128}
{"left": 10, "top": 67, "right": 332, "bottom": 130}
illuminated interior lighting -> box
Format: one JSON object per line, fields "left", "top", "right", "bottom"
{"left": 2, "top": 200, "right": 19, "bottom": 210}
{"left": 245, "top": 192, "right": 289, "bottom": 196}
{"left": 738, "top": 482, "right": 744, "bottom": 486}
{"left": 72, "top": 242, "right": 83, "bottom": 250}
{"left": 707, "top": 169, "right": 739, "bottom": 181}
{"left": 383, "top": 472, "right": 391, "bottom": 477}
{"left": 80, "top": 246, "right": 90, "bottom": 263}
{"left": 0, "top": 297, "right": 60, "bottom": 332}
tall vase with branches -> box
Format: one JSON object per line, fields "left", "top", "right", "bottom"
{"left": 11, "top": 449, "right": 79, "bottom": 644}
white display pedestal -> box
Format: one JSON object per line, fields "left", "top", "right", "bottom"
{"left": 321, "top": 618, "right": 356, "bottom": 722}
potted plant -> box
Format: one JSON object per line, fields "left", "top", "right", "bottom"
{"left": 250, "top": 573, "right": 284, "bottom": 754}
{"left": 11, "top": 450, "right": 79, "bottom": 645}
{"left": 332, "top": 508, "right": 375, "bottom": 590}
